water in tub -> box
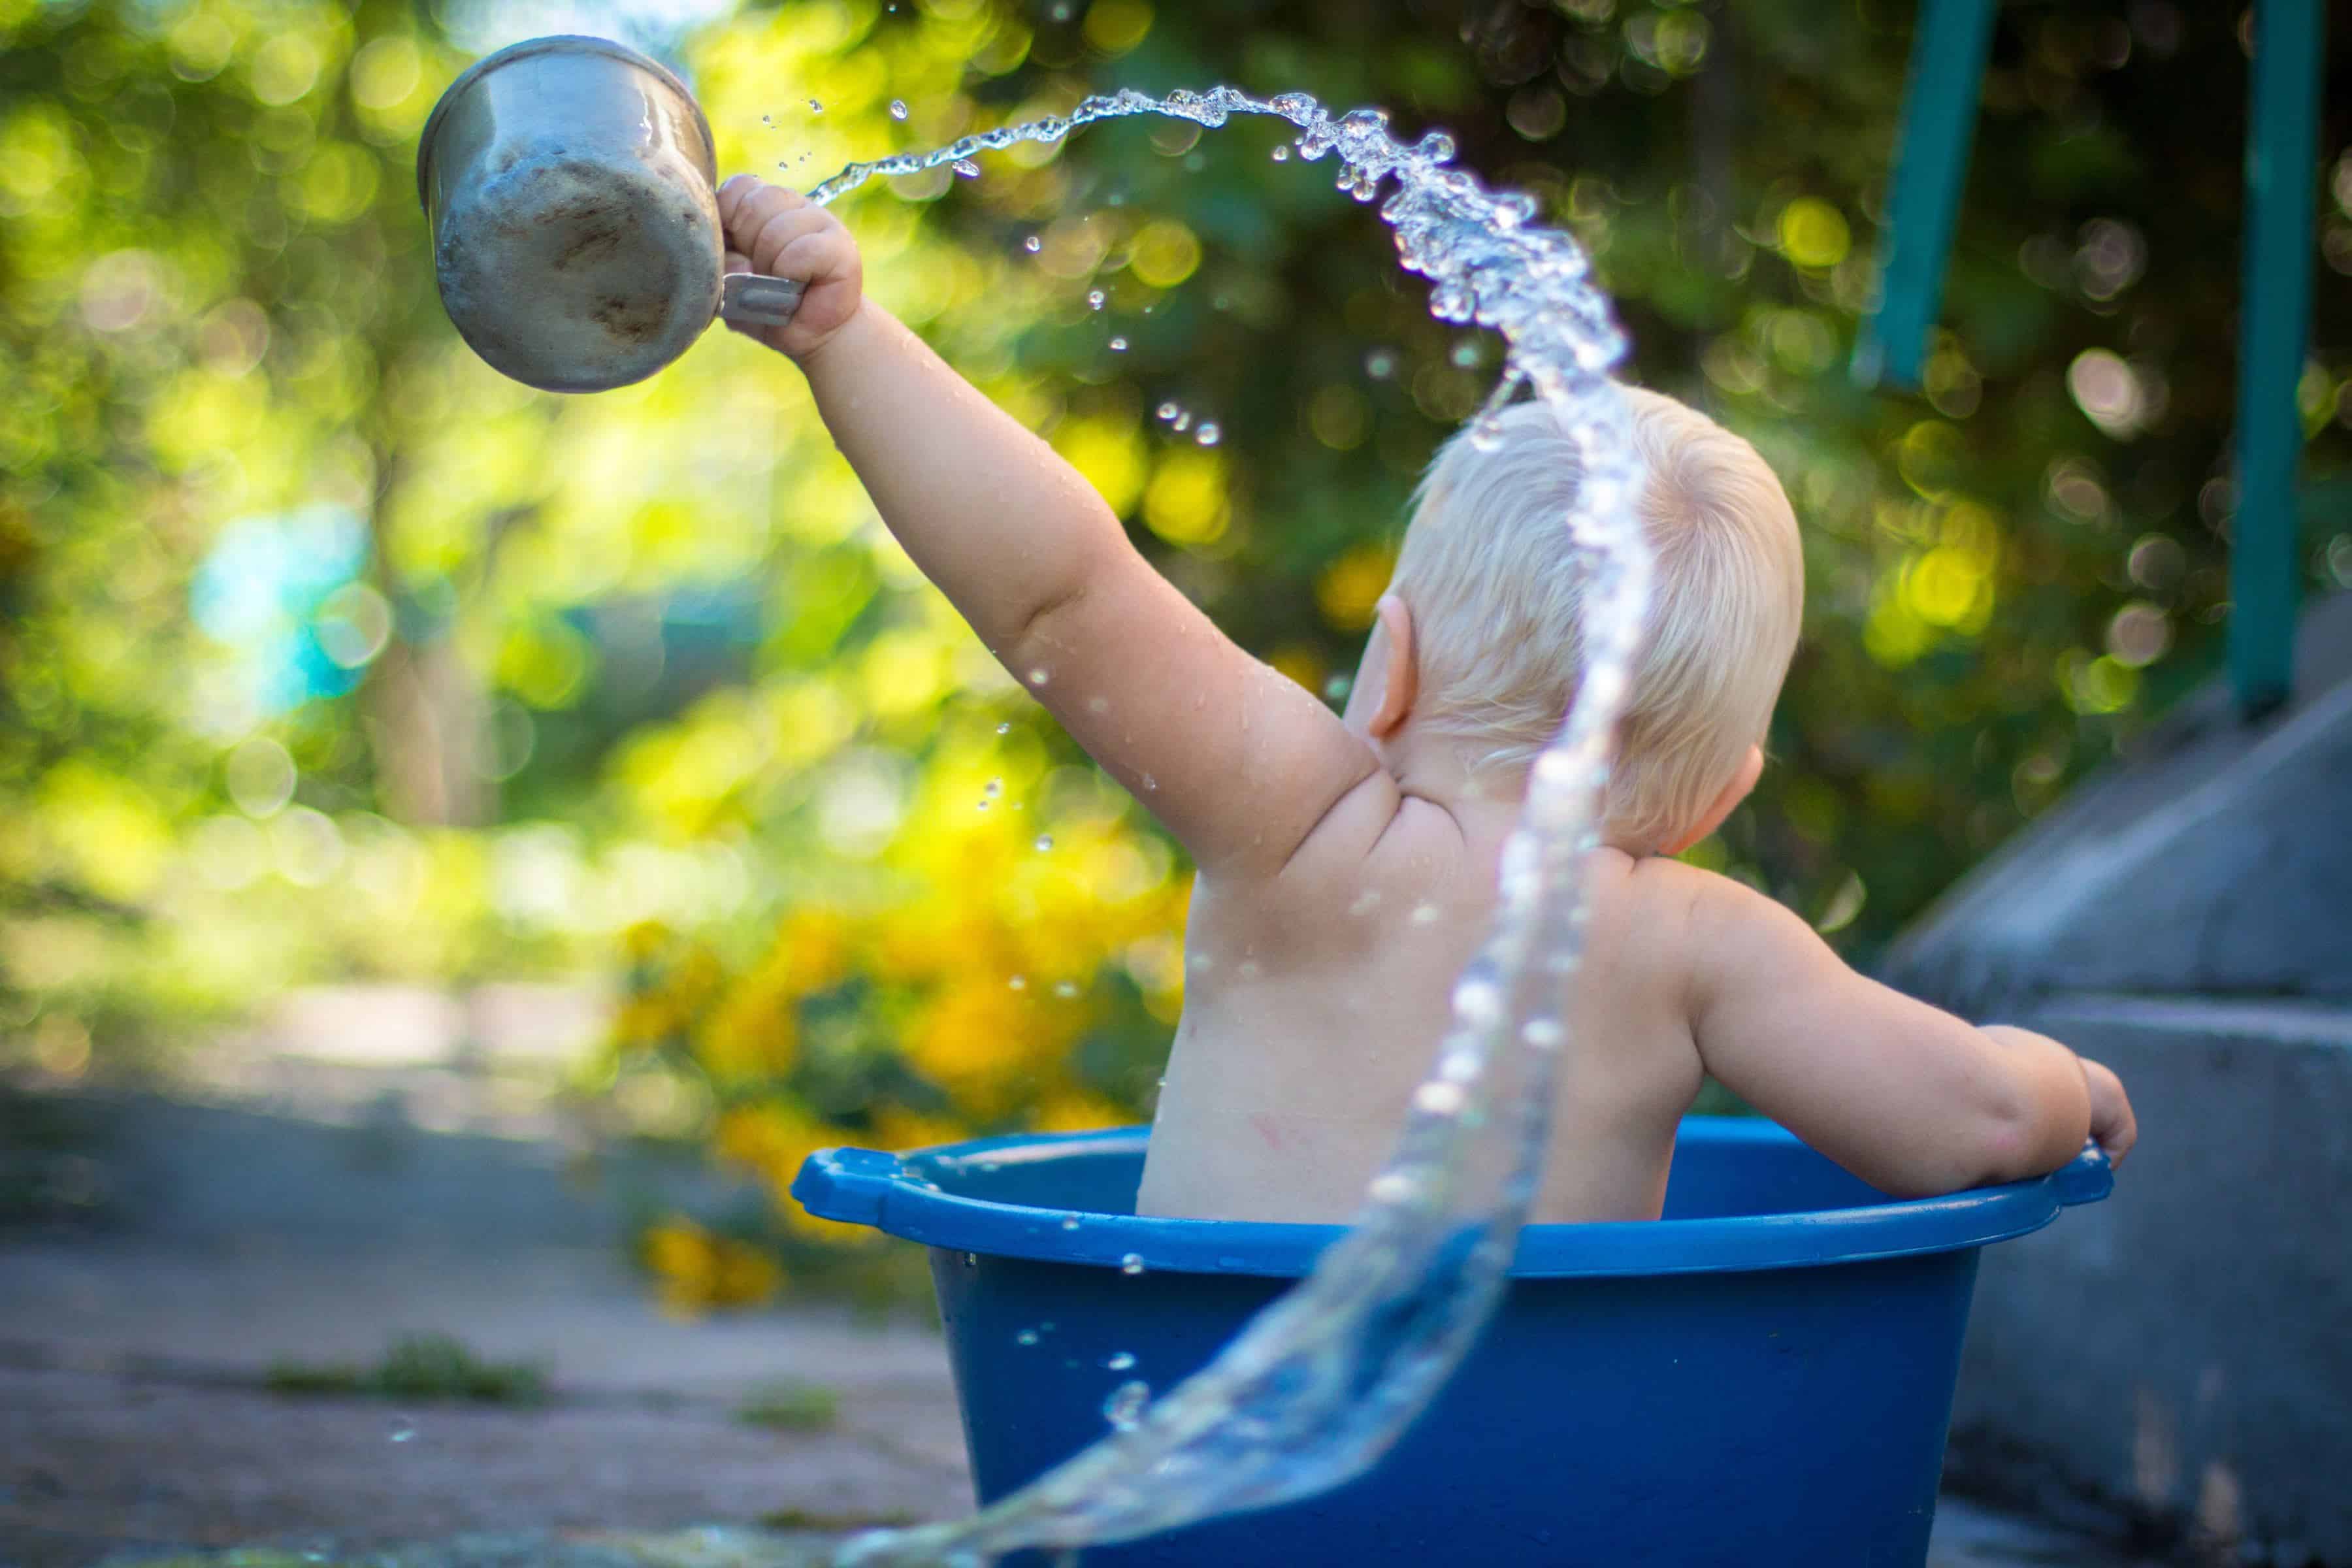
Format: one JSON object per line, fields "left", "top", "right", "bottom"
{"left": 792, "top": 86, "right": 1651, "bottom": 1568}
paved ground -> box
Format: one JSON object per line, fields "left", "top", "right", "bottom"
{"left": 0, "top": 987, "right": 2172, "bottom": 1567}
{"left": 0, "top": 1243, "right": 966, "bottom": 1561}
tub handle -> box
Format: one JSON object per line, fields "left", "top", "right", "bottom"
{"left": 791, "top": 1145, "right": 901, "bottom": 1225}
{"left": 2050, "top": 1141, "right": 2113, "bottom": 1207}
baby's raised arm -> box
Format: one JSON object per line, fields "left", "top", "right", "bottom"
{"left": 719, "top": 177, "right": 1380, "bottom": 879}
{"left": 1674, "top": 865, "right": 2134, "bottom": 1196}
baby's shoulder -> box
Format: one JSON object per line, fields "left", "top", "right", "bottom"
{"left": 1581, "top": 853, "right": 1752, "bottom": 974}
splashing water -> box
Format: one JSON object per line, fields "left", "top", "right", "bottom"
{"left": 811, "top": 83, "right": 1648, "bottom": 1567}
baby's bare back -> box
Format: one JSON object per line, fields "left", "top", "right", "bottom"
{"left": 1137, "top": 802, "right": 1708, "bottom": 1224}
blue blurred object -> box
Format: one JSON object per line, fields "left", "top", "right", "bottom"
{"left": 1851, "top": 0, "right": 1997, "bottom": 393}
{"left": 189, "top": 504, "right": 370, "bottom": 714}
{"left": 796, "top": 1119, "right": 2113, "bottom": 1568}
{"left": 2230, "top": 0, "right": 2327, "bottom": 717}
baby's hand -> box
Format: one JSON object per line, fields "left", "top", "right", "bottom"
{"left": 2079, "top": 1055, "right": 2136, "bottom": 1168}
{"left": 716, "top": 175, "right": 863, "bottom": 361}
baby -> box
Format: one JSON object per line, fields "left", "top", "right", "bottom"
{"left": 717, "top": 176, "right": 2136, "bottom": 1224}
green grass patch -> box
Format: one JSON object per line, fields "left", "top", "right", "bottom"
{"left": 758, "top": 1507, "right": 919, "bottom": 1531}
{"left": 264, "top": 1333, "right": 549, "bottom": 1405}
{"left": 733, "top": 1378, "right": 840, "bottom": 1431}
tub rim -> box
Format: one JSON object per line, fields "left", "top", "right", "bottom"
{"left": 792, "top": 1117, "right": 2112, "bottom": 1280}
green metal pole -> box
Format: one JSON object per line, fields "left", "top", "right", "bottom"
{"left": 2230, "top": 0, "right": 2325, "bottom": 718}
{"left": 1852, "top": 0, "right": 1999, "bottom": 391}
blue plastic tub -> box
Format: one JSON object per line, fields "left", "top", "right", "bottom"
{"left": 794, "top": 1117, "right": 2111, "bottom": 1567}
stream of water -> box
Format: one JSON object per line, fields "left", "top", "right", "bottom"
{"left": 808, "top": 86, "right": 1652, "bottom": 1567}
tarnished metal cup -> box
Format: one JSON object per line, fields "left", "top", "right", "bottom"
{"left": 416, "top": 35, "right": 802, "bottom": 393}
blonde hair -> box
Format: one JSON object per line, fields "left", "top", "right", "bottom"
{"left": 1388, "top": 385, "right": 1803, "bottom": 851}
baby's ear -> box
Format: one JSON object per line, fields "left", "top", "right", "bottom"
{"left": 1369, "top": 594, "right": 1417, "bottom": 739}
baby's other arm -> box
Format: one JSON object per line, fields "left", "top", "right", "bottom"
{"left": 1669, "top": 864, "right": 2134, "bottom": 1195}
{"left": 719, "top": 178, "right": 1382, "bottom": 879}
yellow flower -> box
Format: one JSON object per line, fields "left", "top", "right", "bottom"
{"left": 641, "top": 1217, "right": 783, "bottom": 1315}
{"left": 696, "top": 973, "right": 798, "bottom": 1081}
{"left": 621, "top": 919, "right": 672, "bottom": 963}
{"left": 712, "top": 1105, "right": 801, "bottom": 1175}
{"left": 868, "top": 1107, "right": 969, "bottom": 1153}
{"left": 706, "top": 1235, "right": 785, "bottom": 1307}
{"left": 1031, "top": 1090, "right": 1134, "bottom": 1134}
{"left": 612, "top": 993, "right": 681, "bottom": 1049}
{"left": 771, "top": 906, "right": 855, "bottom": 994}
{"left": 669, "top": 943, "right": 726, "bottom": 1009}
{"left": 908, "top": 977, "right": 1075, "bottom": 1113}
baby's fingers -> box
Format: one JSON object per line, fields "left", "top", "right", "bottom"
{"left": 716, "top": 175, "right": 809, "bottom": 248}
{"left": 2081, "top": 1057, "right": 2136, "bottom": 1168}
{"left": 746, "top": 205, "right": 840, "bottom": 284}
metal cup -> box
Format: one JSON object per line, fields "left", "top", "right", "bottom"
{"left": 416, "top": 34, "right": 802, "bottom": 393}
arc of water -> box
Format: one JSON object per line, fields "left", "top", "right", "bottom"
{"left": 813, "top": 87, "right": 1650, "bottom": 1566}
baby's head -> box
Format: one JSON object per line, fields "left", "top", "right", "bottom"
{"left": 1353, "top": 385, "right": 1803, "bottom": 854}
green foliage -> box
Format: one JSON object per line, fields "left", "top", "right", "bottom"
{"left": 263, "top": 1331, "right": 551, "bottom": 1404}
{"left": 4, "top": 0, "right": 2350, "bottom": 1181}
{"left": 734, "top": 1378, "right": 842, "bottom": 1429}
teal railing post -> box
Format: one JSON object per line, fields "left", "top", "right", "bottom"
{"left": 1852, "top": 0, "right": 2000, "bottom": 391}
{"left": 2229, "top": 0, "right": 2326, "bottom": 718}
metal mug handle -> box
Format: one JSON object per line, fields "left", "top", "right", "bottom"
{"left": 721, "top": 271, "right": 806, "bottom": 329}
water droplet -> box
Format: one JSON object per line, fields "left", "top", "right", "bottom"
{"left": 1060, "top": 1215, "right": 1082, "bottom": 1230}
{"left": 1120, "top": 1253, "right": 1145, "bottom": 1275}
{"left": 1009, "top": 975, "right": 1027, "bottom": 990}
{"left": 1271, "top": 145, "right": 1291, "bottom": 161}
{"left": 388, "top": 1420, "right": 416, "bottom": 1444}
{"left": 963, "top": 1252, "right": 979, "bottom": 1267}
{"left": 809, "top": 99, "right": 823, "bottom": 112}
{"left": 1156, "top": 402, "right": 1180, "bottom": 421}
{"left": 1103, "top": 1380, "right": 1151, "bottom": 1430}
{"left": 1017, "top": 1328, "right": 1040, "bottom": 1346}
{"left": 1028, "top": 668, "right": 1050, "bottom": 686}
{"left": 1024, "top": 234, "right": 1043, "bottom": 253}
{"left": 1195, "top": 422, "right": 1220, "bottom": 445}
{"left": 890, "top": 99, "right": 909, "bottom": 120}
{"left": 1410, "top": 902, "right": 1441, "bottom": 924}
{"left": 1171, "top": 411, "right": 1192, "bottom": 433}
{"left": 1054, "top": 980, "right": 1079, "bottom": 998}
{"left": 761, "top": 114, "right": 772, "bottom": 125}
{"left": 1369, "top": 1171, "right": 1419, "bottom": 1204}
{"left": 1451, "top": 340, "right": 1482, "bottom": 368}
{"left": 1087, "top": 289, "right": 1107, "bottom": 310}
{"left": 954, "top": 158, "right": 981, "bottom": 178}
{"left": 1365, "top": 349, "right": 1397, "bottom": 379}
{"left": 1142, "top": 774, "right": 1158, "bottom": 791}
{"left": 1105, "top": 1350, "right": 1136, "bottom": 1371}
{"left": 1035, "top": 834, "right": 1054, "bottom": 851}
{"left": 996, "top": 721, "right": 1011, "bottom": 734}
{"left": 983, "top": 777, "right": 1002, "bottom": 796}
{"left": 1414, "top": 1081, "right": 1466, "bottom": 1116}
{"left": 1109, "top": 336, "right": 1128, "bottom": 351}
